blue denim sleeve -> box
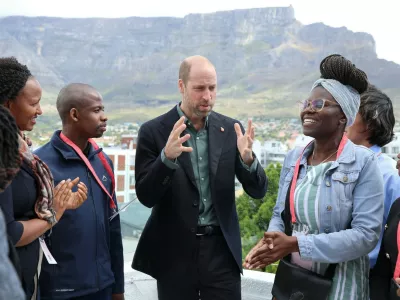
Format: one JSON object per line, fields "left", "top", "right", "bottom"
{"left": 298, "top": 154, "right": 384, "bottom": 262}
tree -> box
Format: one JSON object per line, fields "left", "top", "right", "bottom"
{"left": 236, "top": 162, "right": 282, "bottom": 273}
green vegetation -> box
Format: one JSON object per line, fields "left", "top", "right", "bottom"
{"left": 237, "top": 163, "right": 282, "bottom": 273}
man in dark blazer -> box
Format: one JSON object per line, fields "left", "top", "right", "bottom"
{"left": 132, "top": 55, "right": 268, "bottom": 300}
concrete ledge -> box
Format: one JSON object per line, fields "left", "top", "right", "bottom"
{"left": 242, "top": 270, "right": 274, "bottom": 300}
{"left": 124, "top": 263, "right": 274, "bottom": 300}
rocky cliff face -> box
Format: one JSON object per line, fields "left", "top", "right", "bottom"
{"left": 1, "top": 6, "right": 399, "bottom": 117}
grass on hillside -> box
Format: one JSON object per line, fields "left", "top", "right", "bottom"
{"left": 39, "top": 85, "right": 400, "bottom": 124}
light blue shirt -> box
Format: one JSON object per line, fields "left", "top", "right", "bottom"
{"left": 268, "top": 139, "right": 384, "bottom": 264}
{"left": 368, "top": 144, "right": 400, "bottom": 268}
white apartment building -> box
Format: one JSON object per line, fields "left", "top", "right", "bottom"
{"left": 253, "top": 140, "right": 288, "bottom": 168}
{"left": 292, "top": 134, "right": 314, "bottom": 149}
{"left": 103, "top": 147, "right": 136, "bottom": 204}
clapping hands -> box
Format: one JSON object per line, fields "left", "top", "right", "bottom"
{"left": 243, "top": 231, "right": 299, "bottom": 270}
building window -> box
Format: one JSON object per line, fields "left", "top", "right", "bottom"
{"left": 393, "top": 147, "right": 399, "bottom": 154}
{"left": 129, "top": 155, "right": 135, "bottom": 166}
{"left": 130, "top": 175, "right": 135, "bottom": 186}
{"left": 117, "top": 175, "right": 124, "bottom": 191}
{"left": 118, "top": 155, "right": 125, "bottom": 171}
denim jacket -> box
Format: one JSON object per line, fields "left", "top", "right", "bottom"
{"left": 268, "top": 139, "right": 384, "bottom": 263}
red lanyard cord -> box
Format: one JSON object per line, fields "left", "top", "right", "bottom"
{"left": 59, "top": 132, "right": 116, "bottom": 210}
{"left": 289, "top": 135, "right": 348, "bottom": 224}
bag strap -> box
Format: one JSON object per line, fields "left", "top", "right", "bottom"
{"left": 282, "top": 175, "right": 337, "bottom": 279}
{"left": 59, "top": 132, "right": 116, "bottom": 211}
{"left": 393, "top": 221, "right": 400, "bottom": 279}
{"left": 283, "top": 180, "right": 293, "bottom": 237}
{"left": 289, "top": 135, "right": 348, "bottom": 224}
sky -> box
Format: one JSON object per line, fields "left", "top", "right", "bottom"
{"left": 1, "top": 0, "right": 399, "bottom": 63}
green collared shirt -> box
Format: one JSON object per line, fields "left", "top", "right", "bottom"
{"left": 161, "top": 104, "right": 257, "bottom": 225}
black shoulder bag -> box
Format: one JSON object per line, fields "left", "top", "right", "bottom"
{"left": 271, "top": 181, "right": 337, "bottom": 300}
{"left": 390, "top": 278, "right": 400, "bottom": 300}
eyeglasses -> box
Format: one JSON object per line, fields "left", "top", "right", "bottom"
{"left": 299, "top": 99, "right": 340, "bottom": 112}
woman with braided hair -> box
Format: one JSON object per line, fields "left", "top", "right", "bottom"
{"left": 0, "top": 104, "right": 21, "bottom": 190}
{"left": 0, "top": 105, "right": 25, "bottom": 300}
{"left": 244, "top": 54, "right": 383, "bottom": 300}
{"left": 0, "top": 57, "right": 88, "bottom": 300}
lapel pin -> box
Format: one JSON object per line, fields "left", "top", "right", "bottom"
{"left": 220, "top": 127, "right": 224, "bottom": 132}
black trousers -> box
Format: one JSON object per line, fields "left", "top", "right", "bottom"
{"left": 157, "top": 234, "right": 241, "bottom": 300}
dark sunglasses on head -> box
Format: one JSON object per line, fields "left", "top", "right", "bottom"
{"left": 299, "top": 99, "right": 340, "bottom": 112}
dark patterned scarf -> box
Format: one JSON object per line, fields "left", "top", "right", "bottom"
{"left": 18, "top": 133, "right": 56, "bottom": 223}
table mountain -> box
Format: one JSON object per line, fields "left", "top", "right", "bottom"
{"left": 1, "top": 5, "right": 399, "bottom": 120}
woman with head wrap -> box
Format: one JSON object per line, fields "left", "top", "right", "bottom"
{"left": 244, "top": 54, "right": 384, "bottom": 300}
{"left": 0, "top": 57, "right": 88, "bottom": 300}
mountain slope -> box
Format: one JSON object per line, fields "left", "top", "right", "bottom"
{"left": 1, "top": 6, "right": 399, "bottom": 120}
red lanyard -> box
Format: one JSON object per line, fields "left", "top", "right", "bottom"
{"left": 394, "top": 222, "right": 400, "bottom": 279}
{"left": 59, "top": 132, "right": 116, "bottom": 211}
{"left": 289, "top": 135, "right": 348, "bottom": 224}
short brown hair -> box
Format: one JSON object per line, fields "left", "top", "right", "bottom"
{"left": 178, "top": 60, "right": 191, "bottom": 86}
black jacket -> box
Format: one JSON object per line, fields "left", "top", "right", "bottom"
{"left": 370, "top": 197, "right": 400, "bottom": 299}
{"left": 34, "top": 131, "right": 124, "bottom": 299}
{"left": 0, "top": 161, "right": 40, "bottom": 298}
{"left": 131, "top": 107, "right": 268, "bottom": 279}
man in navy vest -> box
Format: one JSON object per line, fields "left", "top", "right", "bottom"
{"left": 35, "top": 83, "right": 124, "bottom": 300}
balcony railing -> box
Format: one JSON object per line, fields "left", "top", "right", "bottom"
{"left": 119, "top": 197, "right": 275, "bottom": 300}
{"left": 124, "top": 263, "right": 274, "bottom": 300}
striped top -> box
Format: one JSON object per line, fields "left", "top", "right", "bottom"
{"left": 291, "top": 162, "right": 369, "bottom": 300}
